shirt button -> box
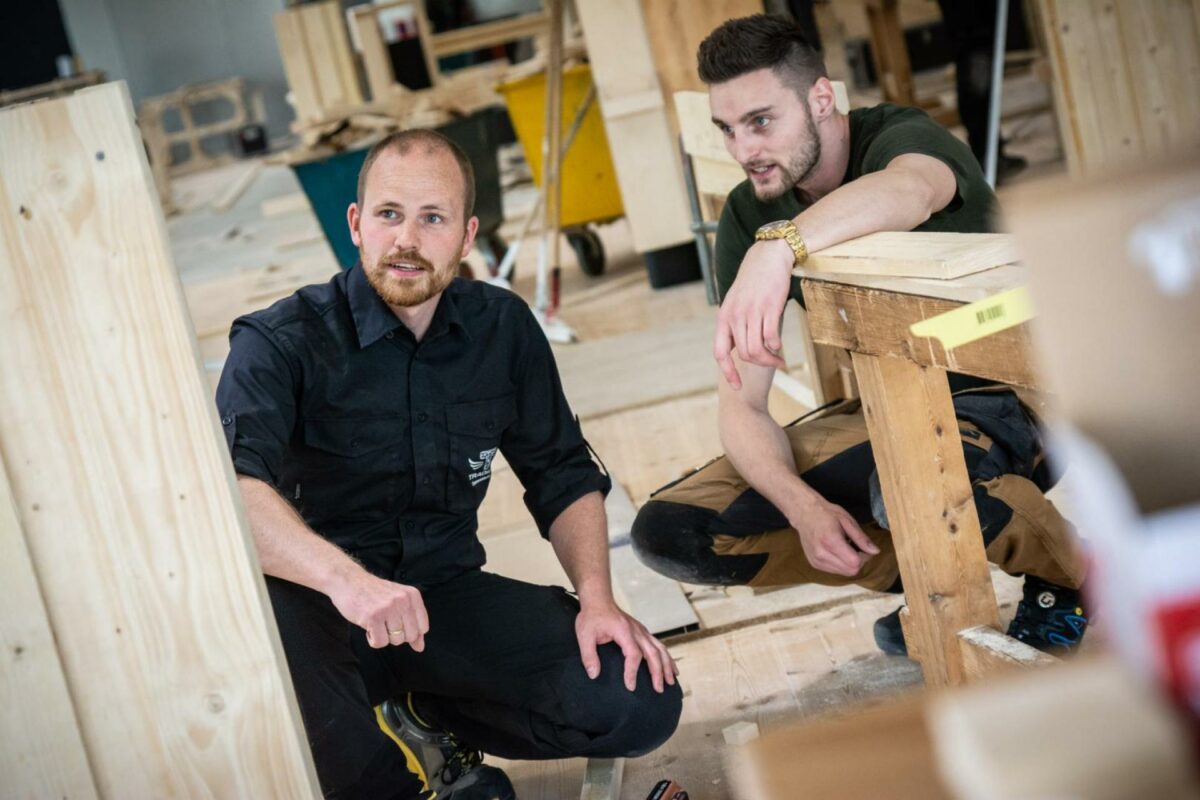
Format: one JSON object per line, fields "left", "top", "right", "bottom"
{"left": 485, "top": 421, "right": 494, "bottom": 431}
{"left": 221, "top": 416, "right": 232, "bottom": 425}
{"left": 350, "top": 438, "right": 359, "bottom": 449}
{"left": 417, "top": 412, "right": 428, "bottom": 423}
{"left": 385, "top": 331, "right": 394, "bottom": 340}
{"left": 422, "top": 475, "right": 431, "bottom": 485}
{"left": 405, "top": 521, "right": 414, "bottom": 531}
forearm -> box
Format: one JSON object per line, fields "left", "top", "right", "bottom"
{"left": 548, "top": 491, "right": 615, "bottom": 608}
{"left": 238, "top": 475, "right": 364, "bottom": 596}
{"left": 719, "top": 390, "right": 822, "bottom": 525}
{"left": 795, "top": 168, "right": 939, "bottom": 252}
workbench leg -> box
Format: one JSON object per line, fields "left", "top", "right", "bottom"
{"left": 852, "top": 353, "right": 1000, "bottom": 687}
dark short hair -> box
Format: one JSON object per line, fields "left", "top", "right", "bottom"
{"left": 356, "top": 129, "right": 476, "bottom": 218}
{"left": 697, "top": 14, "right": 827, "bottom": 98}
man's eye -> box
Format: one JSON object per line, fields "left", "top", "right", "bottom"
{"left": 425, "top": 213, "right": 443, "bottom": 224}
{"left": 717, "top": 124, "right": 732, "bottom": 138}
{"left": 754, "top": 116, "right": 770, "bottom": 128}
{"left": 380, "top": 209, "right": 397, "bottom": 219}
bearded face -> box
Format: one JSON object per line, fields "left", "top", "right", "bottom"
{"left": 746, "top": 102, "right": 821, "bottom": 201}
{"left": 362, "top": 240, "right": 462, "bottom": 308}
{"left": 349, "top": 145, "right": 477, "bottom": 313}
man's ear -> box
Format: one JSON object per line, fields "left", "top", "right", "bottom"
{"left": 460, "top": 216, "right": 480, "bottom": 260}
{"left": 808, "top": 77, "right": 837, "bottom": 121}
{"left": 347, "top": 202, "right": 362, "bottom": 247}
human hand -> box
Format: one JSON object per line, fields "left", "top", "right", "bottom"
{"left": 575, "top": 601, "right": 678, "bottom": 693}
{"left": 793, "top": 496, "right": 880, "bottom": 577}
{"left": 328, "top": 569, "right": 430, "bottom": 651}
{"left": 714, "top": 238, "right": 794, "bottom": 389}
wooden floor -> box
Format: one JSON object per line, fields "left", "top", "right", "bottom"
{"left": 170, "top": 78, "right": 1068, "bottom": 798}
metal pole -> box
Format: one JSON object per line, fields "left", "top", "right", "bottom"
{"left": 984, "top": 0, "right": 1009, "bottom": 187}
{"left": 537, "top": 0, "right": 564, "bottom": 315}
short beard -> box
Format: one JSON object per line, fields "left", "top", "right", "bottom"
{"left": 753, "top": 106, "right": 822, "bottom": 201}
{"left": 363, "top": 244, "right": 460, "bottom": 308}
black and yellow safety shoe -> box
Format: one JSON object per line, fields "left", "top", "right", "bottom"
{"left": 378, "top": 694, "right": 516, "bottom": 800}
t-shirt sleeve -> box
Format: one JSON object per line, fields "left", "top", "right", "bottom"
{"left": 860, "top": 115, "right": 984, "bottom": 217}
{"left": 714, "top": 189, "right": 755, "bottom": 303}
{"left": 214, "top": 320, "right": 300, "bottom": 485}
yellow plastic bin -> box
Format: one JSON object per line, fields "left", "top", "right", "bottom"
{"left": 498, "top": 63, "right": 623, "bottom": 275}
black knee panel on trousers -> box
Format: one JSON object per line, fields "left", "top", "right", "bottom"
{"left": 582, "top": 645, "right": 683, "bottom": 758}
{"left": 631, "top": 500, "right": 767, "bottom": 585}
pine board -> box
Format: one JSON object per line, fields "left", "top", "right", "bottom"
{"left": 0, "top": 456, "right": 98, "bottom": 798}
{"left": 804, "top": 232, "right": 1019, "bottom": 280}
{"left": 0, "top": 82, "right": 319, "bottom": 797}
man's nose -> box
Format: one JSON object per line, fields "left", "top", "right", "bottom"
{"left": 392, "top": 218, "right": 420, "bottom": 252}
{"left": 729, "top": 133, "right": 757, "bottom": 166}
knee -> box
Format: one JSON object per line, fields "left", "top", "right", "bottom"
{"left": 631, "top": 500, "right": 717, "bottom": 583}
{"left": 592, "top": 651, "right": 683, "bottom": 758}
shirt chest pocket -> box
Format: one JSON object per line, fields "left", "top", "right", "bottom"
{"left": 445, "top": 395, "right": 516, "bottom": 512}
{"left": 297, "top": 416, "right": 409, "bottom": 522}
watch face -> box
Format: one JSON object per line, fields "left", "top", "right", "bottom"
{"left": 759, "top": 220, "right": 790, "bottom": 234}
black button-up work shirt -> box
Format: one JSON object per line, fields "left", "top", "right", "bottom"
{"left": 216, "top": 265, "right": 610, "bottom": 586}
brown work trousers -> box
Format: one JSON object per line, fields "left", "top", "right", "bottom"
{"left": 630, "top": 393, "right": 1086, "bottom": 594}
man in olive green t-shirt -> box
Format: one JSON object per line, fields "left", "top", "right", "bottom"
{"left": 630, "top": 14, "right": 1090, "bottom": 657}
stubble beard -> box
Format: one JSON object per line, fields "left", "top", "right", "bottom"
{"left": 363, "top": 242, "right": 461, "bottom": 307}
{"left": 753, "top": 107, "right": 822, "bottom": 202}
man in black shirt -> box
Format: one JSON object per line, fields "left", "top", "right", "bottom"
{"left": 217, "top": 130, "right": 680, "bottom": 799}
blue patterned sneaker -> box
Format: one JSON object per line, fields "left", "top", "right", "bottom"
{"left": 379, "top": 694, "right": 516, "bottom": 799}
{"left": 1006, "top": 576, "right": 1089, "bottom": 654}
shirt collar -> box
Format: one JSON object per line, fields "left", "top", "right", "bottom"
{"left": 347, "top": 263, "right": 471, "bottom": 348}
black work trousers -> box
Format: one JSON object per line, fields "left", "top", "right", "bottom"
{"left": 268, "top": 569, "right": 682, "bottom": 800}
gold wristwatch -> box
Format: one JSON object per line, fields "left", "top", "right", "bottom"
{"left": 754, "top": 220, "right": 808, "bottom": 265}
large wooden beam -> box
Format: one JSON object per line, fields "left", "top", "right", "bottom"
{"left": 1, "top": 456, "right": 98, "bottom": 798}
{"left": 852, "top": 353, "right": 1001, "bottom": 687}
{"left": 802, "top": 280, "right": 1042, "bottom": 389}
{"left": 958, "top": 625, "right": 1058, "bottom": 680}
{"left": 0, "top": 82, "right": 319, "bottom": 797}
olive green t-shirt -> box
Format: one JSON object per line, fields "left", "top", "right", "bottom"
{"left": 714, "top": 103, "right": 998, "bottom": 301}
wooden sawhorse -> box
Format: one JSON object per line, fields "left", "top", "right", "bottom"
{"left": 799, "top": 264, "right": 1057, "bottom": 687}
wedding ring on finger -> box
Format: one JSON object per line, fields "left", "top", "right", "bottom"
{"left": 387, "top": 627, "right": 404, "bottom": 639}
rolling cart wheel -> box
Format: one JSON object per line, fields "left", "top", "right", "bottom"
{"left": 567, "top": 228, "right": 605, "bottom": 277}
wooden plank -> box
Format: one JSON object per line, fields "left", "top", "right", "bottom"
{"left": 730, "top": 693, "right": 951, "bottom": 800}
{"left": 0, "top": 82, "right": 320, "bottom": 797}
{"left": 211, "top": 161, "right": 264, "bottom": 214}
{"left": 801, "top": 279, "right": 1042, "bottom": 389}
{"left": 353, "top": 5, "right": 402, "bottom": 102}
{"left": 575, "top": 0, "right": 693, "bottom": 253}
{"left": 805, "top": 233, "right": 1018, "bottom": 280}
{"left": 0, "top": 455, "right": 99, "bottom": 800}
{"left": 430, "top": 11, "right": 549, "bottom": 57}
{"left": 274, "top": 8, "right": 323, "bottom": 124}
{"left": 957, "top": 625, "right": 1058, "bottom": 680}
{"left": 851, "top": 353, "right": 1000, "bottom": 687}
{"left": 274, "top": 1, "right": 363, "bottom": 126}
{"left": 1038, "top": 0, "right": 1200, "bottom": 175}
{"left": 579, "top": 757, "right": 623, "bottom": 800}
{"left": 929, "top": 656, "right": 1200, "bottom": 800}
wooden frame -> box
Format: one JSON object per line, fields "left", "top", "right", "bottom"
{"left": 799, "top": 264, "right": 1051, "bottom": 687}
{"left": 138, "top": 77, "right": 261, "bottom": 177}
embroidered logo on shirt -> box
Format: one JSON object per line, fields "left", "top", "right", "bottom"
{"left": 467, "top": 447, "right": 499, "bottom": 486}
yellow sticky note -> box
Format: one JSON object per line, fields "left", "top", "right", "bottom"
{"left": 910, "top": 287, "right": 1034, "bottom": 349}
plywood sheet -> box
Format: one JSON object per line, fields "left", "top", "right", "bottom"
{"left": 0, "top": 82, "right": 319, "bottom": 797}
{"left": 804, "top": 232, "right": 1018, "bottom": 280}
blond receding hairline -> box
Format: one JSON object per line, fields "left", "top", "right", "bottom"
{"left": 355, "top": 129, "right": 476, "bottom": 218}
